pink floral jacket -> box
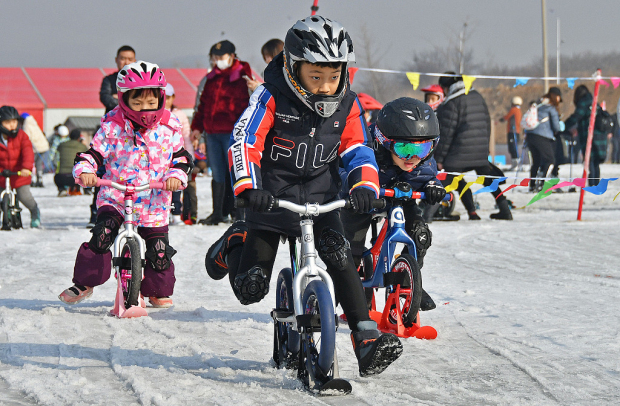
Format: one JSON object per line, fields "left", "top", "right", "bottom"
{"left": 73, "top": 107, "right": 192, "bottom": 227}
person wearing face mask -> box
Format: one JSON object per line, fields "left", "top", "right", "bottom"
{"left": 191, "top": 40, "right": 254, "bottom": 225}
{"left": 0, "top": 106, "right": 41, "bottom": 228}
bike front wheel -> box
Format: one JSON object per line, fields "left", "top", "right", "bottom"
{"left": 386, "top": 253, "right": 422, "bottom": 327}
{"left": 120, "top": 238, "right": 142, "bottom": 308}
{"left": 300, "top": 280, "right": 336, "bottom": 384}
{"left": 1, "top": 193, "right": 11, "bottom": 230}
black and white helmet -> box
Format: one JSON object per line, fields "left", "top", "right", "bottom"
{"left": 283, "top": 16, "right": 355, "bottom": 118}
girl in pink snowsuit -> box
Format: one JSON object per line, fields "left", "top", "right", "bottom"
{"left": 59, "top": 61, "right": 193, "bottom": 308}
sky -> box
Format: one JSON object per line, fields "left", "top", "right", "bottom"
{"left": 2, "top": 0, "right": 620, "bottom": 75}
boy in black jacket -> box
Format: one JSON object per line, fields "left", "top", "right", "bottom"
{"left": 205, "top": 16, "right": 402, "bottom": 377}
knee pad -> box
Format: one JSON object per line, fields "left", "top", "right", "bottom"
{"left": 318, "top": 228, "right": 351, "bottom": 271}
{"left": 409, "top": 220, "right": 432, "bottom": 268}
{"left": 233, "top": 266, "right": 269, "bottom": 305}
{"left": 89, "top": 216, "right": 121, "bottom": 254}
{"left": 145, "top": 236, "right": 177, "bottom": 271}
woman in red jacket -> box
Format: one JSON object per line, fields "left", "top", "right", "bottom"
{"left": 0, "top": 106, "right": 41, "bottom": 228}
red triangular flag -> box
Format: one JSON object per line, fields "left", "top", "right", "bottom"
{"left": 348, "top": 67, "right": 359, "bottom": 85}
{"left": 436, "top": 172, "right": 447, "bottom": 181}
{"left": 496, "top": 178, "right": 530, "bottom": 199}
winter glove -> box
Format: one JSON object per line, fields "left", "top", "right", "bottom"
{"left": 423, "top": 181, "right": 446, "bottom": 205}
{"left": 349, "top": 187, "right": 376, "bottom": 214}
{"left": 239, "top": 189, "right": 275, "bottom": 212}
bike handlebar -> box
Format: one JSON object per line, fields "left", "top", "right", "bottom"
{"left": 235, "top": 197, "right": 386, "bottom": 214}
{"left": 380, "top": 188, "right": 452, "bottom": 202}
{"left": 1, "top": 169, "right": 21, "bottom": 177}
{"left": 96, "top": 179, "right": 170, "bottom": 191}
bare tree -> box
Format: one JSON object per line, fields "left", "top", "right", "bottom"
{"left": 355, "top": 23, "right": 391, "bottom": 101}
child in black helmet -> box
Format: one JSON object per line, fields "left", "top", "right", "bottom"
{"left": 341, "top": 97, "right": 446, "bottom": 312}
{"left": 205, "top": 16, "right": 402, "bottom": 377}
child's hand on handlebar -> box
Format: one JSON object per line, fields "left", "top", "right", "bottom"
{"left": 164, "top": 178, "right": 182, "bottom": 191}
{"left": 79, "top": 173, "right": 97, "bottom": 187}
{"left": 19, "top": 169, "right": 32, "bottom": 177}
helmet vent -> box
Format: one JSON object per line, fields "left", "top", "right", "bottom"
{"left": 140, "top": 62, "right": 148, "bottom": 72}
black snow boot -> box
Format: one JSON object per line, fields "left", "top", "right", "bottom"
{"left": 490, "top": 199, "right": 513, "bottom": 220}
{"left": 205, "top": 220, "right": 248, "bottom": 280}
{"left": 420, "top": 288, "right": 436, "bottom": 311}
{"left": 199, "top": 181, "right": 225, "bottom": 225}
{"left": 351, "top": 321, "right": 403, "bottom": 377}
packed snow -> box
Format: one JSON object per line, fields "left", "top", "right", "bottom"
{"left": 1, "top": 165, "right": 619, "bottom": 405}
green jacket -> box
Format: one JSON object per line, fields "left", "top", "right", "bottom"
{"left": 564, "top": 93, "right": 607, "bottom": 161}
{"left": 57, "top": 139, "right": 87, "bottom": 174}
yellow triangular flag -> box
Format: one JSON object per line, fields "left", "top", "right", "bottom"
{"left": 406, "top": 72, "right": 420, "bottom": 90}
{"left": 459, "top": 176, "right": 486, "bottom": 199}
{"left": 444, "top": 174, "right": 464, "bottom": 193}
{"left": 462, "top": 75, "right": 476, "bottom": 94}
{"left": 614, "top": 191, "right": 620, "bottom": 201}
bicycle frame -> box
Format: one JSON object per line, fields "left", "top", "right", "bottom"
{"left": 1, "top": 177, "right": 16, "bottom": 209}
{"left": 275, "top": 201, "right": 344, "bottom": 328}
{"left": 362, "top": 203, "right": 416, "bottom": 290}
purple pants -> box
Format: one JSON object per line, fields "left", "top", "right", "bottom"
{"left": 72, "top": 207, "right": 176, "bottom": 297}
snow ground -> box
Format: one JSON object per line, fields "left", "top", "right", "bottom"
{"left": 1, "top": 165, "right": 619, "bottom": 406}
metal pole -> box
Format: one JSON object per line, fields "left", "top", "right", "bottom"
{"left": 542, "top": 0, "right": 549, "bottom": 92}
{"left": 459, "top": 22, "right": 467, "bottom": 74}
{"left": 577, "top": 70, "right": 602, "bottom": 220}
{"left": 556, "top": 18, "right": 561, "bottom": 85}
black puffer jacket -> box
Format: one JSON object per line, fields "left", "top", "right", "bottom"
{"left": 99, "top": 71, "right": 119, "bottom": 113}
{"left": 434, "top": 82, "right": 491, "bottom": 171}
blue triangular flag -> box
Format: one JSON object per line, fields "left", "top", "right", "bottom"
{"left": 473, "top": 177, "right": 507, "bottom": 195}
{"left": 583, "top": 178, "right": 618, "bottom": 195}
{"left": 566, "top": 78, "right": 577, "bottom": 89}
{"left": 514, "top": 78, "right": 529, "bottom": 87}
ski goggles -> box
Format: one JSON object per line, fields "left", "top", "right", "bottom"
{"left": 390, "top": 139, "right": 436, "bottom": 161}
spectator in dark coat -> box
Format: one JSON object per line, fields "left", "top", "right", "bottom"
{"left": 99, "top": 45, "right": 136, "bottom": 113}
{"left": 54, "top": 129, "right": 87, "bottom": 196}
{"left": 435, "top": 73, "right": 512, "bottom": 220}
{"left": 565, "top": 85, "right": 608, "bottom": 186}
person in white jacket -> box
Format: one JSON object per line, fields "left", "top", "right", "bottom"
{"left": 20, "top": 113, "right": 50, "bottom": 187}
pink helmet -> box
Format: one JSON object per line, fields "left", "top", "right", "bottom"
{"left": 116, "top": 61, "right": 167, "bottom": 129}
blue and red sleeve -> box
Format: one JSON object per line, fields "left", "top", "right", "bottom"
{"left": 339, "top": 97, "right": 380, "bottom": 197}
{"left": 228, "top": 85, "right": 275, "bottom": 195}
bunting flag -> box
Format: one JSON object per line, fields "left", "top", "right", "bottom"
{"left": 406, "top": 72, "right": 420, "bottom": 90}
{"left": 545, "top": 178, "right": 587, "bottom": 193}
{"left": 566, "top": 78, "right": 577, "bottom": 89}
{"left": 444, "top": 174, "right": 465, "bottom": 193}
{"left": 520, "top": 179, "right": 560, "bottom": 208}
{"left": 583, "top": 178, "right": 619, "bottom": 195}
{"left": 436, "top": 172, "right": 447, "bottom": 181}
{"left": 474, "top": 177, "right": 507, "bottom": 195}
{"left": 615, "top": 191, "right": 620, "bottom": 201}
{"left": 496, "top": 178, "right": 530, "bottom": 198}
{"left": 460, "top": 176, "right": 486, "bottom": 198}
{"left": 514, "top": 78, "right": 529, "bottom": 87}
{"left": 611, "top": 77, "right": 620, "bottom": 89}
{"left": 462, "top": 75, "right": 476, "bottom": 94}
{"left": 348, "top": 67, "right": 359, "bottom": 85}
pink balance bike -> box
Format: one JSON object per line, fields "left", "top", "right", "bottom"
{"left": 96, "top": 178, "right": 169, "bottom": 319}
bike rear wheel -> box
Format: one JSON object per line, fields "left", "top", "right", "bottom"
{"left": 386, "top": 253, "right": 422, "bottom": 327}
{"left": 120, "top": 238, "right": 142, "bottom": 308}
{"left": 273, "top": 267, "right": 299, "bottom": 369}
{"left": 1, "top": 194, "right": 11, "bottom": 230}
{"left": 299, "top": 280, "right": 336, "bottom": 385}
